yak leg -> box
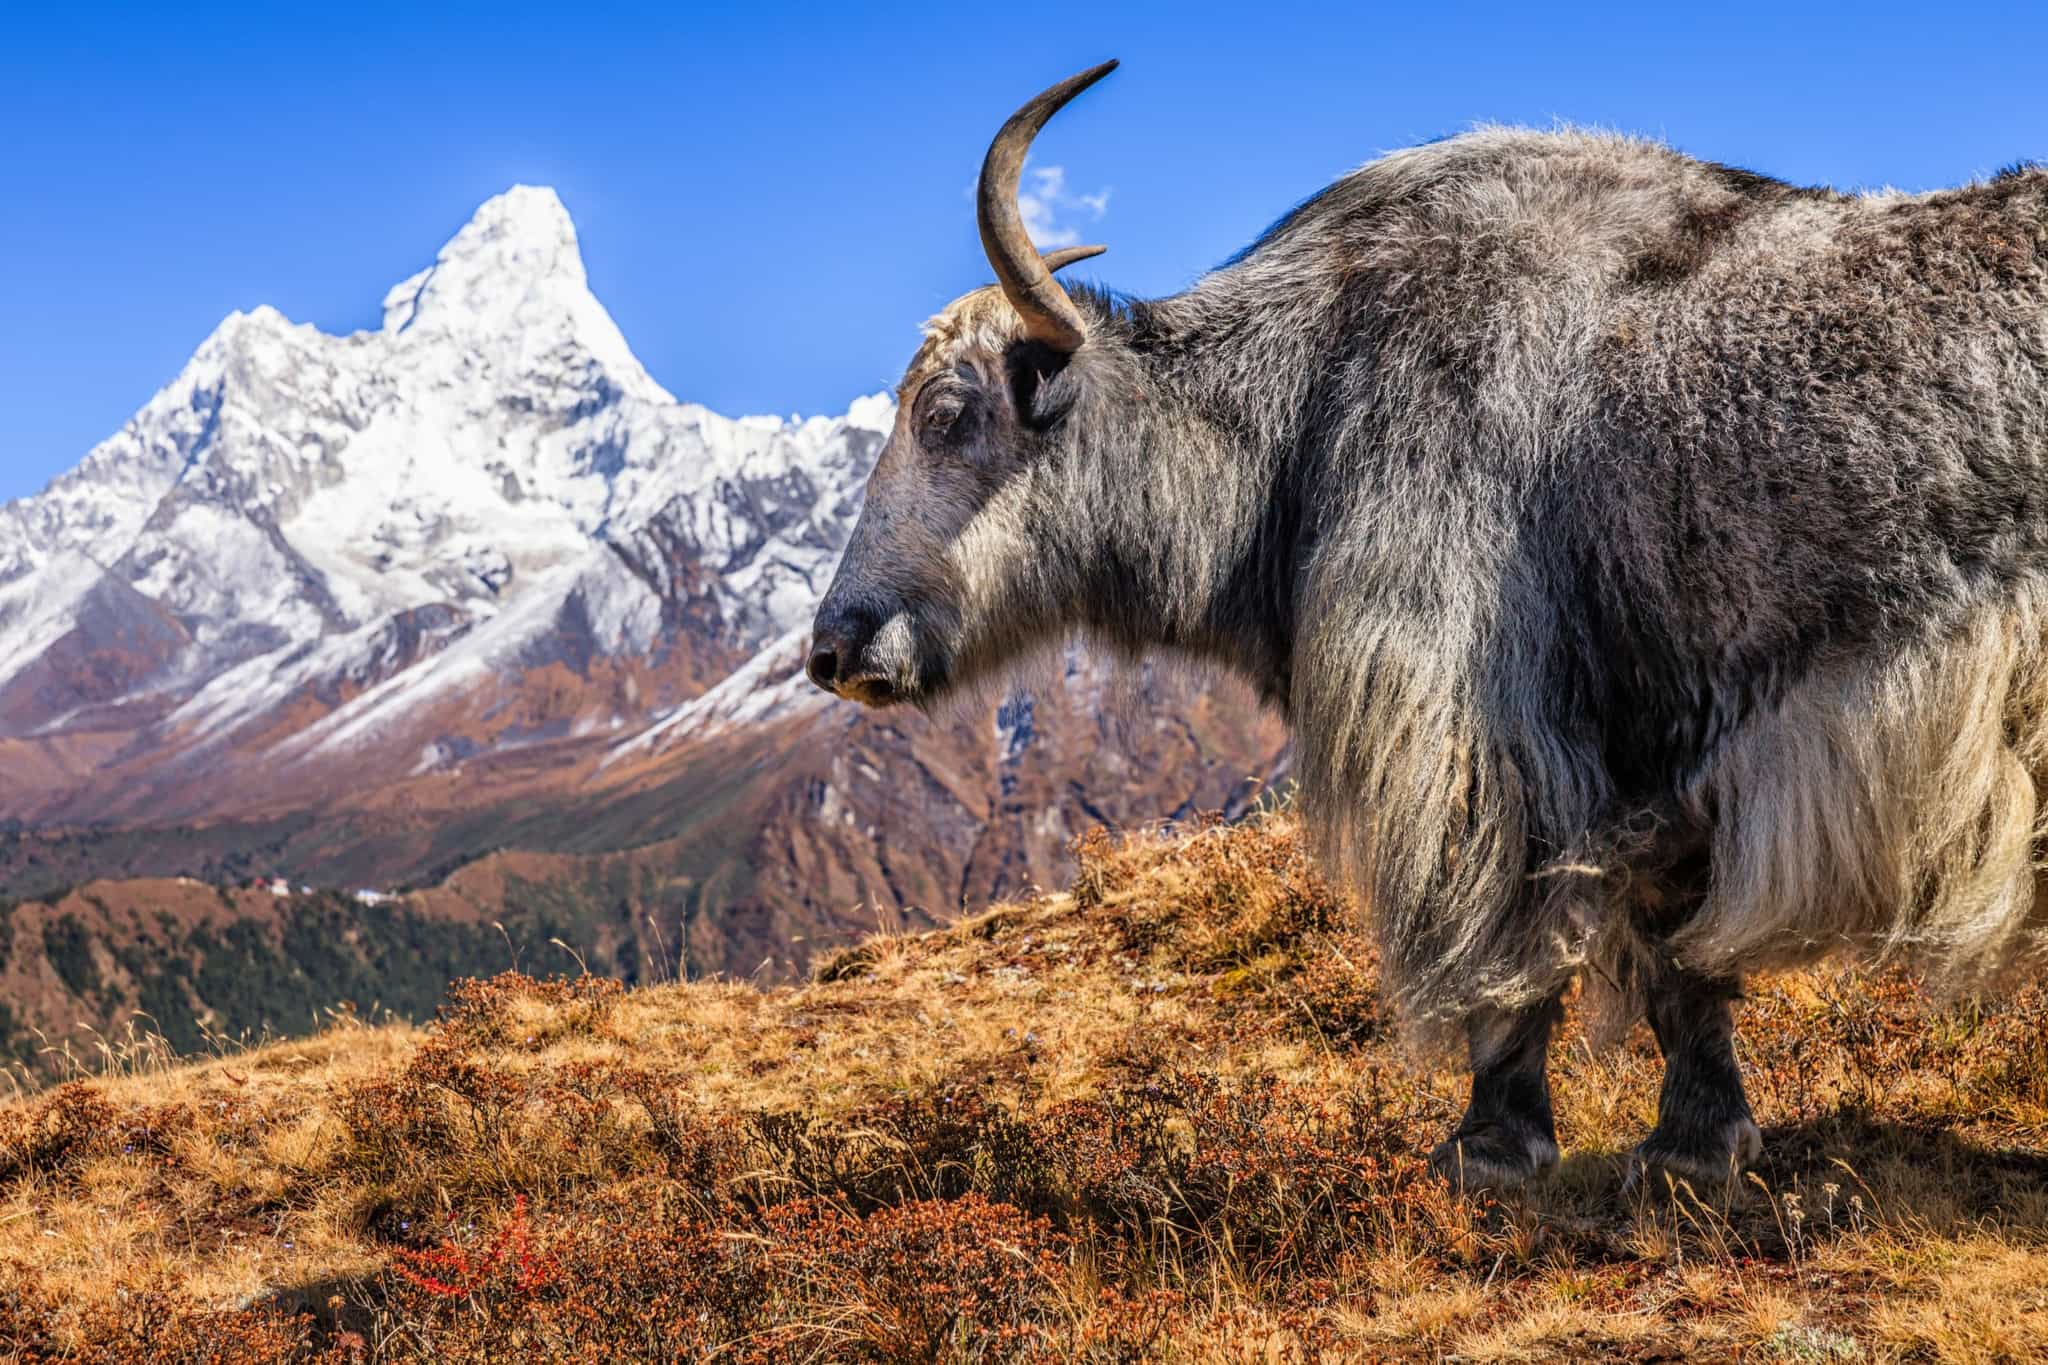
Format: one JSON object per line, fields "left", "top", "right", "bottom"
{"left": 1632, "top": 965, "right": 1763, "bottom": 1192}
{"left": 1430, "top": 993, "right": 1564, "bottom": 1190}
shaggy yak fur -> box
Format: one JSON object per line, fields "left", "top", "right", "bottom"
{"left": 809, "top": 80, "right": 2048, "bottom": 1188}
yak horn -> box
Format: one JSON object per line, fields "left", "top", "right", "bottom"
{"left": 1040, "top": 244, "right": 1106, "bottom": 273}
{"left": 976, "top": 60, "right": 1118, "bottom": 352}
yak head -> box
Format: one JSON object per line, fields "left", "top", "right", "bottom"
{"left": 807, "top": 61, "right": 1122, "bottom": 709}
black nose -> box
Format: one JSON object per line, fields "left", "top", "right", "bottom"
{"left": 806, "top": 643, "right": 840, "bottom": 691}
{"left": 810, "top": 602, "right": 883, "bottom": 695}
{"left": 808, "top": 609, "right": 862, "bottom": 693}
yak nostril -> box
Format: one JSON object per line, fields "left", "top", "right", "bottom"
{"left": 807, "top": 646, "right": 840, "bottom": 691}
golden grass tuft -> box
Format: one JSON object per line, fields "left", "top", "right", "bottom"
{"left": 1, "top": 812, "right": 2045, "bottom": 1360}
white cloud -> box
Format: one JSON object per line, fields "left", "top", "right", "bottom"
{"left": 1014, "top": 163, "right": 1112, "bottom": 248}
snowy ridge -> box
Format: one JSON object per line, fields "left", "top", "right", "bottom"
{"left": 0, "top": 186, "right": 893, "bottom": 791}
{"left": 605, "top": 627, "right": 831, "bottom": 764}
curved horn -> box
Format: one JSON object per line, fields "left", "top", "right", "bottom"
{"left": 977, "top": 60, "right": 1118, "bottom": 352}
{"left": 1040, "top": 244, "right": 1106, "bottom": 273}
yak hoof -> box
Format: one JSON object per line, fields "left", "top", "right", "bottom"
{"left": 1626, "top": 1117, "right": 1763, "bottom": 1197}
{"left": 1429, "top": 1124, "right": 1560, "bottom": 1192}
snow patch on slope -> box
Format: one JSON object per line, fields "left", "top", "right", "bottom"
{"left": 606, "top": 627, "right": 828, "bottom": 762}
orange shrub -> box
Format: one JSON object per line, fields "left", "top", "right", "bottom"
{"left": 0, "top": 1084, "right": 120, "bottom": 1187}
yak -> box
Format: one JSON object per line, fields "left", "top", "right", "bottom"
{"left": 806, "top": 60, "right": 2048, "bottom": 1190}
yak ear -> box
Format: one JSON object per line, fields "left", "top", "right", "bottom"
{"left": 1007, "top": 340, "right": 1084, "bottom": 430}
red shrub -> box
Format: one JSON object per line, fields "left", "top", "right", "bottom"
{"left": 765, "top": 1193, "right": 1069, "bottom": 1361}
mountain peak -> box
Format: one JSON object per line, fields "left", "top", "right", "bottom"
{"left": 444, "top": 185, "right": 581, "bottom": 277}
{"left": 379, "top": 185, "right": 590, "bottom": 336}
{"left": 369, "top": 185, "right": 668, "bottom": 403}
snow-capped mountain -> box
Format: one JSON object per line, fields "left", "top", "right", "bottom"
{"left": 0, "top": 186, "right": 1287, "bottom": 1003}
{"left": 0, "top": 187, "right": 891, "bottom": 818}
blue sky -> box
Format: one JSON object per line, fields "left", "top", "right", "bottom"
{"left": 4, "top": 1, "right": 2045, "bottom": 504}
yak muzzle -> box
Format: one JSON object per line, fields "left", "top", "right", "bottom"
{"left": 807, "top": 602, "right": 906, "bottom": 706}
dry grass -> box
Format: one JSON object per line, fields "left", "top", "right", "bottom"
{"left": 2, "top": 812, "right": 2045, "bottom": 1360}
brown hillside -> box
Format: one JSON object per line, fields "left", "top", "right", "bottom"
{"left": 3, "top": 814, "right": 2046, "bottom": 1361}
{"left": 0, "top": 669, "right": 1288, "bottom": 1072}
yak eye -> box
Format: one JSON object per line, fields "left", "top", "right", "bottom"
{"left": 914, "top": 363, "right": 985, "bottom": 447}
{"left": 915, "top": 384, "right": 972, "bottom": 440}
